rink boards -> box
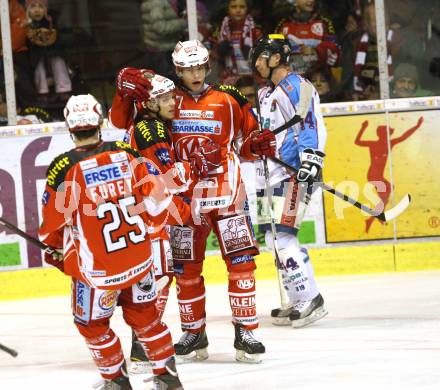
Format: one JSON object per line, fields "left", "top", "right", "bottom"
{"left": 1, "top": 97, "right": 440, "bottom": 300}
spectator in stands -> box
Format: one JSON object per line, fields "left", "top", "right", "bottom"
{"left": 391, "top": 63, "right": 434, "bottom": 98}
{"left": 319, "top": 0, "right": 362, "bottom": 38}
{"left": 337, "top": 8, "right": 363, "bottom": 100}
{"left": 25, "top": 0, "right": 72, "bottom": 100}
{"left": 307, "top": 65, "right": 338, "bottom": 103}
{"left": 388, "top": 0, "right": 440, "bottom": 94}
{"left": 0, "top": 89, "right": 52, "bottom": 125}
{"left": 140, "top": 0, "right": 187, "bottom": 77}
{"left": 275, "top": 0, "right": 340, "bottom": 76}
{"left": 344, "top": 1, "right": 393, "bottom": 100}
{"left": 173, "top": 0, "right": 212, "bottom": 48}
{"left": 1, "top": 0, "right": 38, "bottom": 109}
{"left": 236, "top": 75, "right": 256, "bottom": 106}
{"left": 212, "top": 0, "right": 262, "bottom": 85}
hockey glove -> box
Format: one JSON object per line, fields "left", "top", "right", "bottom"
{"left": 297, "top": 148, "right": 325, "bottom": 183}
{"left": 116, "top": 67, "right": 154, "bottom": 101}
{"left": 190, "top": 141, "right": 222, "bottom": 178}
{"left": 250, "top": 129, "right": 276, "bottom": 158}
{"left": 44, "top": 248, "right": 64, "bottom": 273}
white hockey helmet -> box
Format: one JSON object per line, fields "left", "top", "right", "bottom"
{"left": 149, "top": 75, "right": 175, "bottom": 99}
{"left": 172, "top": 40, "right": 209, "bottom": 68}
{"left": 64, "top": 94, "right": 103, "bottom": 132}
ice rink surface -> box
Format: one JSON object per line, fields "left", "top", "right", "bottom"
{"left": 1, "top": 271, "right": 440, "bottom": 390}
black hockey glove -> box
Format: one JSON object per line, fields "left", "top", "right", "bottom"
{"left": 297, "top": 148, "right": 325, "bottom": 184}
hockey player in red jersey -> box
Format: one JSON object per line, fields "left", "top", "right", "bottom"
{"left": 120, "top": 73, "right": 195, "bottom": 373}
{"left": 109, "top": 40, "right": 267, "bottom": 364}
{"left": 39, "top": 94, "right": 184, "bottom": 390}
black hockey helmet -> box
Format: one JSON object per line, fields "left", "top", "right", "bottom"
{"left": 249, "top": 34, "right": 291, "bottom": 72}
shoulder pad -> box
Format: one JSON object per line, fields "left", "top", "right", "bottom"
{"left": 214, "top": 85, "right": 249, "bottom": 107}
{"left": 46, "top": 152, "right": 73, "bottom": 190}
{"left": 133, "top": 119, "right": 171, "bottom": 150}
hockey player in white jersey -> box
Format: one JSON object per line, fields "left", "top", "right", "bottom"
{"left": 248, "top": 34, "right": 328, "bottom": 327}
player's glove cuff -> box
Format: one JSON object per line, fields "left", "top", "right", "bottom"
{"left": 297, "top": 148, "right": 325, "bottom": 183}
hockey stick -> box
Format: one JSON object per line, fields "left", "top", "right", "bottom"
{"left": 270, "top": 156, "right": 411, "bottom": 222}
{"left": 0, "top": 342, "right": 18, "bottom": 357}
{"left": 0, "top": 217, "right": 55, "bottom": 253}
{"left": 254, "top": 89, "right": 291, "bottom": 311}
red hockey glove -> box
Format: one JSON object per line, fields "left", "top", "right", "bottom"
{"left": 116, "top": 67, "right": 154, "bottom": 101}
{"left": 190, "top": 141, "right": 222, "bottom": 178}
{"left": 250, "top": 129, "right": 276, "bottom": 158}
{"left": 44, "top": 248, "right": 64, "bottom": 273}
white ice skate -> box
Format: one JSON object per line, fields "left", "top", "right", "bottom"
{"left": 270, "top": 305, "right": 294, "bottom": 326}
{"left": 289, "top": 294, "right": 328, "bottom": 328}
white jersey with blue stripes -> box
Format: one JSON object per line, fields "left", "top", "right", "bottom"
{"left": 256, "top": 72, "right": 327, "bottom": 187}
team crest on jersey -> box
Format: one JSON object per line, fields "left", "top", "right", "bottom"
{"left": 172, "top": 120, "right": 222, "bottom": 135}
{"left": 98, "top": 290, "right": 118, "bottom": 310}
{"left": 174, "top": 135, "right": 210, "bottom": 161}
{"left": 155, "top": 148, "right": 172, "bottom": 165}
{"left": 82, "top": 160, "right": 132, "bottom": 187}
{"left": 270, "top": 99, "right": 277, "bottom": 112}
{"left": 41, "top": 190, "right": 50, "bottom": 205}
{"left": 146, "top": 161, "right": 160, "bottom": 175}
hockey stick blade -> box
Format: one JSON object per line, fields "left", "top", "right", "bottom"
{"left": 380, "top": 194, "right": 411, "bottom": 222}
{"left": 0, "top": 343, "right": 18, "bottom": 358}
{"left": 269, "top": 156, "right": 411, "bottom": 221}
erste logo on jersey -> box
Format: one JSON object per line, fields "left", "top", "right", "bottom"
{"left": 172, "top": 119, "right": 222, "bottom": 135}
{"left": 83, "top": 160, "right": 132, "bottom": 187}
{"left": 179, "top": 110, "right": 214, "bottom": 119}
{"left": 174, "top": 135, "right": 210, "bottom": 161}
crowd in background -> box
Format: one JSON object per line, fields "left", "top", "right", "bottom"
{"left": 1, "top": 0, "right": 440, "bottom": 125}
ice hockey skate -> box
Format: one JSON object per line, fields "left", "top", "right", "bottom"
{"left": 174, "top": 330, "right": 209, "bottom": 363}
{"left": 93, "top": 363, "right": 132, "bottom": 390}
{"left": 233, "top": 324, "right": 265, "bottom": 364}
{"left": 289, "top": 294, "right": 328, "bottom": 328}
{"left": 144, "top": 357, "right": 184, "bottom": 390}
{"left": 129, "top": 331, "right": 151, "bottom": 375}
{"left": 270, "top": 305, "right": 295, "bottom": 326}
